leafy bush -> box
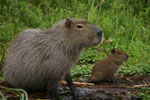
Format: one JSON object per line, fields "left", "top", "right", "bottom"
{"left": 79, "top": 47, "right": 101, "bottom": 64}
{"left": 72, "top": 64, "right": 93, "bottom": 81}
{"left": 120, "top": 63, "right": 150, "bottom": 75}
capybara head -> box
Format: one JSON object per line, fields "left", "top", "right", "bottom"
{"left": 53, "top": 18, "right": 103, "bottom": 47}
{"left": 111, "top": 48, "right": 128, "bottom": 61}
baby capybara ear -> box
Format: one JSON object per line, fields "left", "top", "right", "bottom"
{"left": 65, "top": 19, "right": 72, "bottom": 28}
{"left": 111, "top": 48, "right": 116, "bottom": 54}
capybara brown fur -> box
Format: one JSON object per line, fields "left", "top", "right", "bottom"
{"left": 3, "top": 18, "right": 103, "bottom": 99}
{"left": 91, "top": 49, "right": 128, "bottom": 83}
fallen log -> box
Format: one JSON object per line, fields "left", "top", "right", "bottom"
{"left": 60, "top": 81, "right": 150, "bottom": 89}
{"left": 60, "top": 81, "right": 94, "bottom": 86}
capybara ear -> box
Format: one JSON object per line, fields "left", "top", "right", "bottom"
{"left": 111, "top": 48, "right": 116, "bottom": 54}
{"left": 65, "top": 19, "right": 72, "bottom": 28}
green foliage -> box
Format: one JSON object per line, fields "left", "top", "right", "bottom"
{"left": 0, "top": 86, "right": 28, "bottom": 100}
{"left": 120, "top": 63, "right": 150, "bottom": 75}
{"left": 139, "top": 87, "right": 150, "bottom": 100}
{"left": 79, "top": 47, "right": 101, "bottom": 64}
{"left": 0, "top": 92, "right": 7, "bottom": 100}
{"left": 72, "top": 64, "right": 93, "bottom": 81}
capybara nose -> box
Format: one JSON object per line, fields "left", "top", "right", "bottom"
{"left": 125, "top": 54, "right": 129, "bottom": 60}
{"left": 97, "top": 30, "right": 103, "bottom": 37}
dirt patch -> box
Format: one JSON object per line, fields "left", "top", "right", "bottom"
{"left": 0, "top": 74, "right": 150, "bottom": 100}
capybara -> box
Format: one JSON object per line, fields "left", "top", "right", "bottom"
{"left": 3, "top": 18, "right": 104, "bottom": 99}
{"left": 91, "top": 49, "right": 128, "bottom": 83}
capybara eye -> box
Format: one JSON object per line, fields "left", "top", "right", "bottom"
{"left": 118, "top": 53, "right": 122, "bottom": 55}
{"left": 76, "top": 25, "right": 83, "bottom": 29}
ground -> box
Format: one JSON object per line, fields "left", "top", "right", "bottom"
{"left": 0, "top": 74, "right": 150, "bottom": 100}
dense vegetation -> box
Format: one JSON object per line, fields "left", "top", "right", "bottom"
{"left": 0, "top": 0, "right": 150, "bottom": 99}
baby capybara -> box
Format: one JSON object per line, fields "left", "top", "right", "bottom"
{"left": 91, "top": 48, "right": 128, "bottom": 83}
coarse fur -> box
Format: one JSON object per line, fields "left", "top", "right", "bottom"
{"left": 91, "top": 49, "right": 128, "bottom": 83}
{"left": 3, "top": 18, "right": 103, "bottom": 99}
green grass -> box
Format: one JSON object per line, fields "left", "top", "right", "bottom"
{"left": 0, "top": 0, "right": 150, "bottom": 99}
{"left": 0, "top": 85, "right": 28, "bottom": 100}
{"left": 139, "top": 87, "right": 150, "bottom": 100}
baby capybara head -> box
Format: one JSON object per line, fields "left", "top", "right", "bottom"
{"left": 53, "top": 18, "right": 104, "bottom": 47}
{"left": 111, "top": 48, "right": 128, "bottom": 61}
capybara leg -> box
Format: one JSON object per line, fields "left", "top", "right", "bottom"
{"left": 65, "top": 73, "right": 79, "bottom": 99}
{"left": 109, "top": 77, "right": 118, "bottom": 84}
{"left": 47, "top": 80, "right": 59, "bottom": 100}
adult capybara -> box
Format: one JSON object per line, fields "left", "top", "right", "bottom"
{"left": 3, "top": 18, "right": 104, "bottom": 99}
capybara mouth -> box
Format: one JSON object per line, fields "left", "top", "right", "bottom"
{"left": 125, "top": 55, "right": 129, "bottom": 60}
{"left": 100, "top": 36, "right": 104, "bottom": 44}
